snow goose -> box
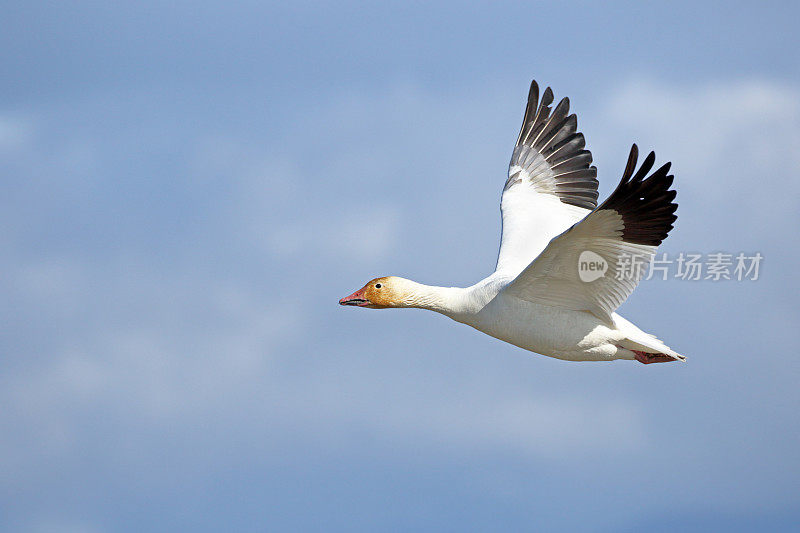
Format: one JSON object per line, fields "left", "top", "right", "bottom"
{"left": 340, "top": 80, "right": 684, "bottom": 364}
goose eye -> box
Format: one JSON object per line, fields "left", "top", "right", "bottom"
{"left": 375, "top": 283, "right": 382, "bottom": 289}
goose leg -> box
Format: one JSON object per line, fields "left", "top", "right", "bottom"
{"left": 632, "top": 350, "right": 675, "bottom": 364}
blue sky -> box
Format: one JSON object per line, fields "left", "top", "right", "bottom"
{"left": 1, "top": 1, "right": 799, "bottom": 531}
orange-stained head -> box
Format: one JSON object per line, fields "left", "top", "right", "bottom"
{"left": 339, "top": 277, "right": 409, "bottom": 309}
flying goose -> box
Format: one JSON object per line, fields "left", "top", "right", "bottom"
{"left": 340, "top": 80, "right": 684, "bottom": 364}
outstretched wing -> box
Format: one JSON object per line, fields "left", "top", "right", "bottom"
{"left": 502, "top": 145, "right": 678, "bottom": 324}
{"left": 496, "top": 80, "right": 599, "bottom": 275}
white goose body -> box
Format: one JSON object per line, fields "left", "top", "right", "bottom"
{"left": 392, "top": 275, "right": 678, "bottom": 363}
{"left": 341, "top": 80, "right": 684, "bottom": 364}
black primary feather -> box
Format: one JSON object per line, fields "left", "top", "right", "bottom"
{"left": 507, "top": 80, "right": 599, "bottom": 210}
{"left": 598, "top": 144, "right": 678, "bottom": 246}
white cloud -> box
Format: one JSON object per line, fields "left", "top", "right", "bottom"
{"left": 266, "top": 206, "right": 401, "bottom": 260}
{"left": 605, "top": 78, "right": 800, "bottom": 169}
{"left": 184, "top": 135, "right": 404, "bottom": 263}
{"left": 1, "top": 77, "right": 798, "bottom": 522}
{"left": 601, "top": 79, "right": 800, "bottom": 235}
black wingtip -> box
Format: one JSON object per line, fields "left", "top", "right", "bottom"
{"left": 600, "top": 147, "right": 679, "bottom": 246}
{"left": 511, "top": 81, "right": 599, "bottom": 210}
{"left": 633, "top": 152, "right": 657, "bottom": 182}
{"left": 541, "top": 86, "right": 554, "bottom": 106}
{"left": 527, "top": 80, "right": 539, "bottom": 104}
{"left": 623, "top": 144, "right": 639, "bottom": 181}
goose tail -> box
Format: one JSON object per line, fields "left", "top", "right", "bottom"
{"left": 614, "top": 315, "right": 686, "bottom": 363}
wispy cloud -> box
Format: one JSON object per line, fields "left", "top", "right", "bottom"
{"left": 1, "top": 74, "right": 798, "bottom": 530}
{"left": 601, "top": 78, "right": 800, "bottom": 236}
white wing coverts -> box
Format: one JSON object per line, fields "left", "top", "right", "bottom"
{"left": 496, "top": 80, "right": 599, "bottom": 275}
{"left": 503, "top": 145, "right": 678, "bottom": 324}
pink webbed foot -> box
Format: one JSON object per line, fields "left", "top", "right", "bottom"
{"left": 632, "top": 350, "right": 675, "bottom": 364}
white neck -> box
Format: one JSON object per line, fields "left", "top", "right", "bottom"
{"left": 402, "top": 282, "right": 466, "bottom": 314}
{"left": 397, "top": 277, "right": 500, "bottom": 317}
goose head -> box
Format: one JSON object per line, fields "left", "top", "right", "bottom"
{"left": 339, "top": 276, "right": 411, "bottom": 309}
